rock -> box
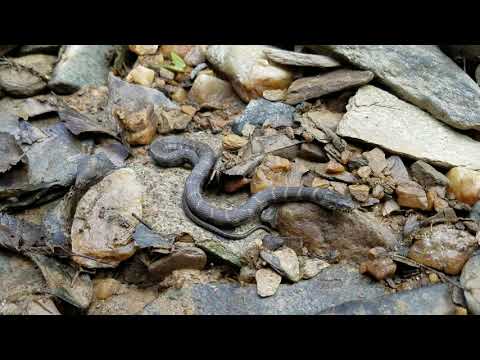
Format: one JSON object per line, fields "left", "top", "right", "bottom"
{"left": 427, "top": 188, "right": 449, "bottom": 212}
{"left": 460, "top": 255, "right": 480, "bottom": 314}
{"left": 470, "top": 201, "right": 480, "bottom": 222}
{"left": 239, "top": 266, "right": 257, "bottom": 284}
{"left": 206, "top": 45, "right": 293, "bottom": 102}
{"left": 0, "top": 54, "right": 56, "bottom": 97}
{"left": 71, "top": 168, "right": 144, "bottom": 268}
{"left": 27, "top": 253, "right": 93, "bottom": 309}
{"left": 157, "top": 108, "right": 192, "bottom": 134}
{"left": 363, "top": 148, "right": 387, "bottom": 177}
{"left": 319, "top": 284, "right": 456, "bottom": 315}
{"left": 58, "top": 106, "right": 120, "bottom": 140}
{"left": 396, "top": 181, "right": 430, "bottom": 210}
{"left": 262, "top": 89, "right": 286, "bottom": 102}
{"left": 133, "top": 224, "right": 174, "bottom": 251}
{"left": 115, "top": 105, "right": 157, "bottom": 145}
{"left": 223, "top": 134, "right": 248, "bottom": 151}
{"left": 125, "top": 65, "right": 155, "bottom": 87}
{"left": 196, "top": 239, "right": 245, "bottom": 268}
{"left": 411, "top": 160, "right": 449, "bottom": 188}
{"left": 108, "top": 74, "right": 178, "bottom": 120}
{"left": 382, "top": 199, "right": 401, "bottom": 216}
{"left": 298, "top": 142, "right": 327, "bottom": 162}
{"left": 171, "top": 87, "right": 188, "bottom": 103}
{"left": 49, "top": 45, "right": 117, "bottom": 94}
{"left": 260, "top": 247, "right": 301, "bottom": 282}
{"left": 446, "top": 167, "right": 480, "bottom": 205}
{"left": 184, "top": 45, "right": 207, "bottom": 67}
{"left": 359, "top": 257, "right": 397, "bottom": 281}
{"left": 17, "top": 45, "right": 60, "bottom": 55}
{"left": 148, "top": 247, "right": 207, "bottom": 280}
{"left": 159, "top": 45, "right": 194, "bottom": 59}
{"left": 231, "top": 98, "right": 295, "bottom": 135}
{"left": 263, "top": 47, "right": 341, "bottom": 68}
{"left": 142, "top": 264, "right": 387, "bottom": 315}
{"left": 262, "top": 235, "right": 285, "bottom": 251}
{"left": 276, "top": 204, "right": 400, "bottom": 261}
{"left": 93, "top": 278, "right": 121, "bottom": 300}
{"left": 301, "top": 257, "right": 330, "bottom": 279}
{"left": 94, "top": 138, "right": 129, "bottom": 168}
{"left": 296, "top": 158, "right": 359, "bottom": 184}
{"left": 256, "top": 268, "right": 282, "bottom": 297}
{"left": 0, "top": 122, "right": 87, "bottom": 211}
{"left": 285, "top": 69, "right": 374, "bottom": 105}
{"left": 158, "top": 67, "right": 175, "bottom": 80}
{"left": 306, "top": 109, "right": 343, "bottom": 132}
{"left": 346, "top": 86, "right": 480, "bottom": 169}
{"left": 408, "top": 224, "right": 477, "bottom": 275}
{"left": 88, "top": 284, "right": 157, "bottom": 315}
{"left": 311, "top": 178, "right": 330, "bottom": 188}
{"left": 128, "top": 45, "right": 158, "bottom": 55}
{"left": 326, "top": 160, "right": 345, "bottom": 174}
{"left": 309, "top": 45, "right": 480, "bottom": 131}
{"left": 0, "top": 132, "right": 25, "bottom": 173}
{"left": 385, "top": 155, "right": 410, "bottom": 183}
{"left": 476, "top": 64, "right": 480, "bottom": 85}
{"left": 371, "top": 184, "right": 385, "bottom": 200}
{"left": 348, "top": 184, "right": 370, "bottom": 202}
{"left": 189, "top": 73, "right": 241, "bottom": 110}
{"left": 356, "top": 166, "right": 372, "bottom": 179}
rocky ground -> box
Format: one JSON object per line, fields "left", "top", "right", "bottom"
{"left": 1, "top": 44, "right": 480, "bottom": 315}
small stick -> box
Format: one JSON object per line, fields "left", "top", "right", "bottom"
{"left": 132, "top": 213, "right": 153, "bottom": 231}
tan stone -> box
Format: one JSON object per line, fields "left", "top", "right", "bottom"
{"left": 115, "top": 106, "right": 157, "bottom": 145}
{"left": 126, "top": 65, "right": 155, "bottom": 87}
{"left": 223, "top": 134, "right": 248, "bottom": 151}
{"left": 129, "top": 45, "right": 158, "bottom": 56}
{"left": 396, "top": 181, "right": 431, "bottom": 210}
{"left": 348, "top": 184, "right": 370, "bottom": 202}
{"left": 447, "top": 167, "right": 480, "bottom": 205}
{"left": 256, "top": 268, "right": 282, "bottom": 297}
{"left": 94, "top": 278, "right": 121, "bottom": 300}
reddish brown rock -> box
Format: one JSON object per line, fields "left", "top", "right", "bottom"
{"left": 408, "top": 224, "right": 477, "bottom": 275}
{"left": 396, "top": 181, "right": 431, "bottom": 210}
{"left": 447, "top": 167, "right": 480, "bottom": 206}
{"left": 148, "top": 247, "right": 207, "bottom": 280}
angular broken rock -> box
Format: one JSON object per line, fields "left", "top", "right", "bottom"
{"left": 411, "top": 160, "right": 449, "bottom": 188}
{"left": 319, "top": 284, "right": 456, "bottom": 315}
{"left": 115, "top": 105, "right": 157, "bottom": 145}
{"left": 460, "top": 255, "right": 480, "bottom": 315}
{"left": 125, "top": 65, "right": 155, "bottom": 87}
{"left": 188, "top": 73, "right": 242, "bottom": 110}
{"left": 206, "top": 45, "right": 293, "bottom": 102}
{"left": 148, "top": 247, "right": 207, "bottom": 281}
{"left": 142, "top": 264, "right": 387, "bottom": 315}
{"left": 263, "top": 47, "right": 341, "bottom": 68}
{"left": 71, "top": 168, "right": 144, "bottom": 268}
{"left": 385, "top": 155, "right": 410, "bottom": 183}
{"left": 276, "top": 204, "right": 400, "bottom": 261}
{"left": 396, "top": 181, "right": 430, "bottom": 210}
{"left": 0, "top": 132, "right": 25, "bottom": 173}
{"left": 337, "top": 85, "right": 480, "bottom": 170}
{"left": 363, "top": 148, "right": 387, "bottom": 177}
{"left": 256, "top": 268, "right": 282, "bottom": 297}
{"left": 300, "top": 257, "right": 330, "bottom": 279}
{"left": 348, "top": 184, "right": 370, "bottom": 202}
{"left": 231, "top": 98, "right": 295, "bottom": 135}
{"left": 0, "top": 96, "right": 58, "bottom": 120}
{"left": 157, "top": 108, "right": 192, "bottom": 135}
{"left": 0, "top": 54, "right": 56, "bottom": 97}
{"left": 285, "top": 69, "right": 374, "bottom": 105}
{"left": 48, "top": 45, "right": 117, "bottom": 94}
{"left": 408, "top": 224, "right": 477, "bottom": 275}
{"left": 260, "top": 247, "right": 301, "bottom": 282}
{"left": 308, "top": 45, "right": 480, "bottom": 131}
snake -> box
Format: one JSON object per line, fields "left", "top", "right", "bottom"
{"left": 149, "top": 136, "right": 356, "bottom": 240}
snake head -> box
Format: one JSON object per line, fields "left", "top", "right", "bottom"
{"left": 316, "top": 189, "right": 356, "bottom": 212}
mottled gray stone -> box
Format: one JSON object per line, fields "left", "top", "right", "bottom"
{"left": 308, "top": 45, "right": 480, "bottom": 131}
{"left": 337, "top": 85, "right": 480, "bottom": 170}
{"left": 263, "top": 47, "right": 341, "bottom": 68}
{"left": 142, "top": 264, "right": 387, "bottom": 315}
{"left": 231, "top": 98, "right": 295, "bottom": 135}
{"left": 48, "top": 45, "right": 117, "bottom": 94}
{"left": 410, "top": 160, "right": 449, "bottom": 187}
{"left": 285, "top": 69, "right": 374, "bottom": 105}
{"left": 319, "top": 284, "right": 456, "bottom": 315}
{"left": 460, "top": 255, "right": 480, "bottom": 314}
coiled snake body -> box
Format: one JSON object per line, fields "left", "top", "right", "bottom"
{"left": 149, "top": 136, "right": 356, "bottom": 240}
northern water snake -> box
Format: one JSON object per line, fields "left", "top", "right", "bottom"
{"left": 149, "top": 136, "right": 356, "bottom": 240}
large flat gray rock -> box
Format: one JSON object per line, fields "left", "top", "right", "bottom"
{"left": 337, "top": 85, "right": 480, "bottom": 170}
{"left": 308, "top": 45, "right": 480, "bottom": 131}
{"left": 142, "top": 264, "right": 387, "bottom": 315}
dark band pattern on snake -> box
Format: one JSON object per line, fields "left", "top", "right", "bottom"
{"left": 149, "top": 136, "right": 356, "bottom": 240}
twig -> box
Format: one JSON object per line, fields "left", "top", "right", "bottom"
{"left": 389, "top": 253, "right": 465, "bottom": 290}
{"left": 132, "top": 213, "right": 153, "bottom": 231}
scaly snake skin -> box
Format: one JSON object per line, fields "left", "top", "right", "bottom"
{"left": 149, "top": 136, "right": 356, "bottom": 240}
